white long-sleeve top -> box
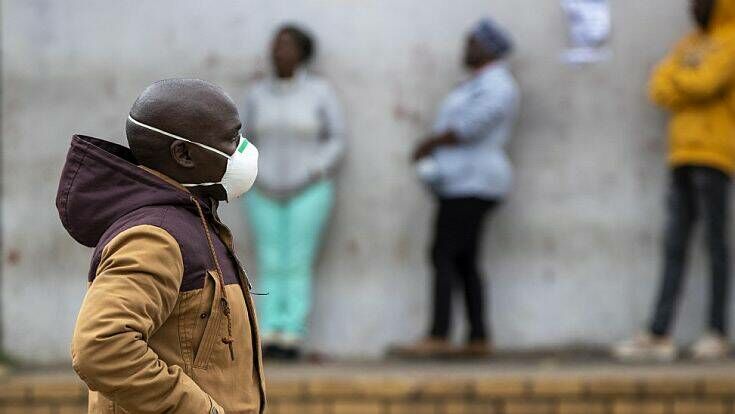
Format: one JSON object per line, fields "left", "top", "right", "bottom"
{"left": 242, "top": 69, "right": 346, "bottom": 198}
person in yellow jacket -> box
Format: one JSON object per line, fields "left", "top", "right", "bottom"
{"left": 614, "top": 0, "right": 735, "bottom": 362}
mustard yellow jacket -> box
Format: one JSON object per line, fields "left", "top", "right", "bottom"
{"left": 649, "top": 0, "right": 735, "bottom": 175}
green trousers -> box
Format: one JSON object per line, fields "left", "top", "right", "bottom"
{"left": 245, "top": 180, "right": 334, "bottom": 339}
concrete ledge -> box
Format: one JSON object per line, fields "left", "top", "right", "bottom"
{"left": 3, "top": 361, "right": 735, "bottom": 413}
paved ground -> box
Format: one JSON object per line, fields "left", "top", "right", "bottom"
{"left": 5, "top": 356, "right": 735, "bottom": 414}
{"left": 6, "top": 355, "right": 735, "bottom": 382}
{"left": 264, "top": 358, "right": 735, "bottom": 380}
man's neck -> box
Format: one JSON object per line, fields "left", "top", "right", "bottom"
{"left": 138, "top": 165, "right": 189, "bottom": 193}
{"left": 189, "top": 187, "right": 224, "bottom": 207}
{"left": 139, "top": 165, "right": 223, "bottom": 204}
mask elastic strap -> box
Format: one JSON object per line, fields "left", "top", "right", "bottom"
{"left": 181, "top": 182, "right": 220, "bottom": 187}
{"left": 127, "top": 115, "right": 232, "bottom": 159}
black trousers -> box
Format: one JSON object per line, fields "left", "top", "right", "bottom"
{"left": 650, "top": 166, "right": 731, "bottom": 336}
{"left": 429, "top": 197, "right": 497, "bottom": 342}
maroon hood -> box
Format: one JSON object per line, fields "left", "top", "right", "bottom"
{"left": 56, "top": 135, "right": 196, "bottom": 247}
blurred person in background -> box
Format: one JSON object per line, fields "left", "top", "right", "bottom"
{"left": 392, "top": 18, "right": 520, "bottom": 359}
{"left": 242, "top": 24, "right": 346, "bottom": 360}
{"left": 614, "top": 0, "right": 735, "bottom": 362}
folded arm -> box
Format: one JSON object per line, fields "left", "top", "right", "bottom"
{"left": 669, "top": 38, "right": 735, "bottom": 100}
{"left": 314, "top": 83, "right": 347, "bottom": 178}
{"left": 649, "top": 56, "right": 693, "bottom": 110}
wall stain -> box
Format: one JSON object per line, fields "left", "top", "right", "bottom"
{"left": 393, "top": 103, "right": 424, "bottom": 126}
{"left": 6, "top": 249, "right": 21, "bottom": 266}
{"left": 204, "top": 53, "right": 221, "bottom": 70}
{"left": 345, "top": 239, "right": 360, "bottom": 256}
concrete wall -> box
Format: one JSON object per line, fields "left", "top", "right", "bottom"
{"left": 1, "top": 0, "right": 713, "bottom": 364}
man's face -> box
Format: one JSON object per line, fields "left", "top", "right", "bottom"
{"left": 691, "top": 0, "right": 716, "bottom": 29}
{"left": 169, "top": 101, "right": 242, "bottom": 201}
{"left": 463, "top": 35, "right": 490, "bottom": 69}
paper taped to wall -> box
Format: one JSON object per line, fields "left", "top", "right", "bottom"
{"left": 561, "top": 0, "right": 612, "bottom": 64}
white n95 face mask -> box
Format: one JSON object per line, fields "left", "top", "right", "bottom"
{"left": 128, "top": 115, "right": 259, "bottom": 201}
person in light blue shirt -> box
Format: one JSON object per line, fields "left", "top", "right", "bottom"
{"left": 413, "top": 21, "right": 520, "bottom": 200}
{"left": 395, "top": 18, "right": 520, "bottom": 358}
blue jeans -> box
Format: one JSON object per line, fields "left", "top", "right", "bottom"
{"left": 245, "top": 180, "right": 334, "bottom": 339}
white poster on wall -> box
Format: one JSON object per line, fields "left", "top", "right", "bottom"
{"left": 561, "top": 0, "right": 612, "bottom": 64}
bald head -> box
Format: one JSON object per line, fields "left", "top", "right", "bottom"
{"left": 127, "top": 79, "right": 239, "bottom": 165}
{"left": 126, "top": 78, "right": 242, "bottom": 200}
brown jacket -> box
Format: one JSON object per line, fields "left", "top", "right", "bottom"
{"left": 56, "top": 135, "right": 265, "bottom": 413}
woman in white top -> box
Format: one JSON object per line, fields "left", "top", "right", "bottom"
{"left": 242, "top": 24, "right": 346, "bottom": 360}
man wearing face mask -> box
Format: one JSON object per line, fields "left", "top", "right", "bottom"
{"left": 614, "top": 0, "right": 735, "bottom": 362}
{"left": 56, "top": 79, "right": 264, "bottom": 413}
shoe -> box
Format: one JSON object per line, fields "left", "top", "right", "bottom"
{"left": 453, "top": 340, "right": 493, "bottom": 359}
{"left": 691, "top": 332, "right": 730, "bottom": 361}
{"left": 276, "top": 333, "right": 303, "bottom": 361}
{"left": 389, "top": 338, "right": 455, "bottom": 359}
{"left": 280, "top": 346, "right": 302, "bottom": 361}
{"left": 612, "top": 332, "right": 677, "bottom": 362}
{"left": 261, "top": 332, "right": 285, "bottom": 360}
{"left": 263, "top": 343, "right": 285, "bottom": 360}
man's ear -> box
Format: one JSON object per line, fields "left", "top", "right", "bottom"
{"left": 170, "top": 141, "right": 196, "bottom": 168}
